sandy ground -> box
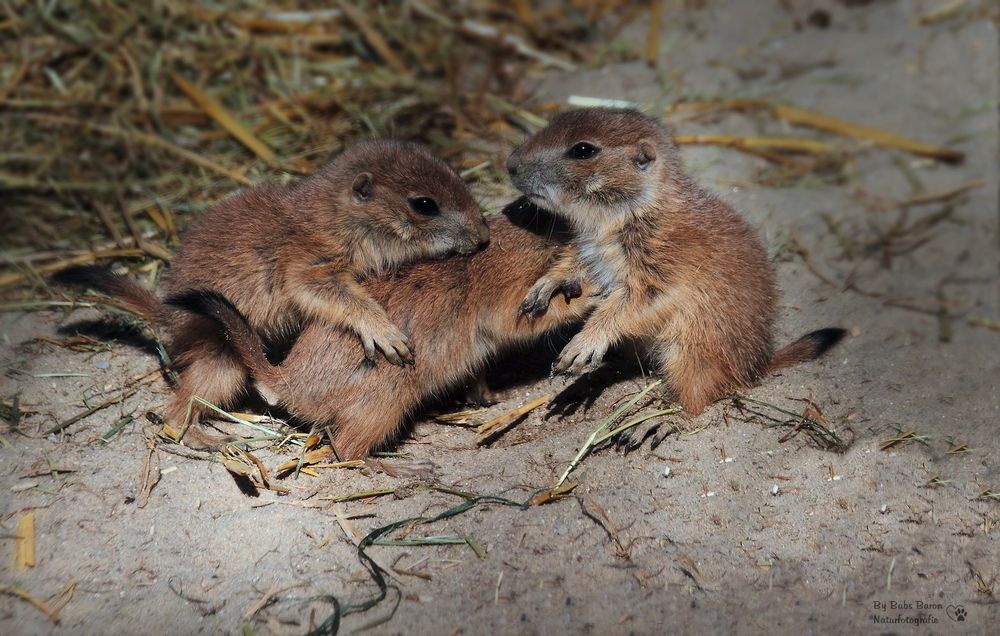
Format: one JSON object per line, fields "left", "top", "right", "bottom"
{"left": 2, "top": 1, "right": 999, "bottom": 634}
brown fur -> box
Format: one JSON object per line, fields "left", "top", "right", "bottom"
{"left": 507, "top": 108, "right": 844, "bottom": 415}
{"left": 169, "top": 203, "right": 597, "bottom": 459}
{"left": 54, "top": 140, "right": 490, "bottom": 440}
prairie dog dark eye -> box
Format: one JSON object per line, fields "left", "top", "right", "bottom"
{"left": 409, "top": 197, "right": 440, "bottom": 216}
{"left": 566, "top": 142, "right": 600, "bottom": 160}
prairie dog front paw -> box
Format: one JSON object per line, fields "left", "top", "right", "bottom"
{"left": 358, "top": 320, "right": 413, "bottom": 366}
{"left": 519, "top": 276, "right": 582, "bottom": 318}
{"left": 553, "top": 332, "right": 610, "bottom": 375}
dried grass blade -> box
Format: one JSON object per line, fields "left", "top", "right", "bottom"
{"left": 895, "top": 177, "right": 983, "bottom": 207}
{"left": 674, "top": 134, "right": 834, "bottom": 156}
{"left": 968, "top": 316, "right": 1000, "bottom": 331}
{"left": 337, "top": 1, "right": 411, "bottom": 76}
{"left": 0, "top": 248, "right": 146, "bottom": 289}
{"left": 0, "top": 585, "right": 59, "bottom": 623}
{"left": 275, "top": 446, "right": 335, "bottom": 476}
{"left": 15, "top": 512, "right": 36, "bottom": 570}
{"left": 528, "top": 481, "right": 577, "bottom": 506}
{"left": 434, "top": 407, "right": 487, "bottom": 426}
{"left": 645, "top": 0, "right": 663, "bottom": 67}
{"left": 322, "top": 488, "right": 395, "bottom": 503}
{"left": 918, "top": 0, "right": 966, "bottom": 25}
{"left": 510, "top": 0, "right": 536, "bottom": 30}
{"left": 459, "top": 21, "right": 576, "bottom": 71}
{"left": 667, "top": 100, "right": 964, "bottom": 162}
{"left": 770, "top": 102, "right": 965, "bottom": 163}
{"left": 23, "top": 114, "right": 253, "bottom": 185}
{"left": 476, "top": 394, "right": 550, "bottom": 441}
{"left": 171, "top": 72, "right": 277, "bottom": 166}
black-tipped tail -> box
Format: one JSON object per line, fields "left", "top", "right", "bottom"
{"left": 807, "top": 328, "right": 847, "bottom": 358}
{"left": 52, "top": 265, "right": 161, "bottom": 322}
{"left": 166, "top": 289, "right": 244, "bottom": 330}
{"left": 51, "top": 264, "right": 109, "bottom": 289}
{"left": 768, "top": 327, "right": 847, "bottom": 373}
{"left": 166, "top": 289, "right": 281, "bottom": 386}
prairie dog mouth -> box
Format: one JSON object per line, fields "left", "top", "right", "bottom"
{"left": 522, "top": 191, "right": 558, "bottom": 210}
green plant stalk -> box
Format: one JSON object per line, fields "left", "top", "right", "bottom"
{"left": 188, "top": 396, "right": 303, "bottom": 445}
{"left": 555, "top": 379, "right": 662, "bottom": 487}
{"left": 591, "top": 407, "right": 681, "bottom": 446}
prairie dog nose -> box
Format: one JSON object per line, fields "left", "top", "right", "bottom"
{"left": 477, "top": 220, "right": 490, "bottom": 246}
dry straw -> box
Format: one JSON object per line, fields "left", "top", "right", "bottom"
{"left": 2, "top": 1, "right": 632, "bottom": 296}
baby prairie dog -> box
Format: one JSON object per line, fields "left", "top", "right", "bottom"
{"left": 55, "top": 140, "right": 489, "bottom": 442}
{"left": 169, "top": 139, "right": 490, "bottom": 365}
{"left": 507, "top": 108, "right": 844, "bottom": 415}
{"left": 168, "top": 201, "right": 596, "bottom": 459}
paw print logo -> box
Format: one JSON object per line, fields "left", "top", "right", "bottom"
{"left": 946, "top": 604, "right": 966, "bottom": 622}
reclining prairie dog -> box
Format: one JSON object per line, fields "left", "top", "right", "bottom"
{"left": 54, "top": 140, "right": 490, "bottom": 441}
{"left": 169, "top": 201, "right": 596, "bottom": 459}
{"left": 507, "top": 108, "right": 845, "bottom": 415}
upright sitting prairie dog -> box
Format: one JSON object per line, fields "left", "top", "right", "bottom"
{"left": 507, "top": 108, "right": 844, "bottom": 415}
{"left": 55, "top": 140, "right": 490, "bottom": 441}
{"left": 169, "top": 201, "right": 596, "bottom": 459}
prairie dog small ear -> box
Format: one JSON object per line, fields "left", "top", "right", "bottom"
{"left": 635, "top": 140, "right": 657, "bottom": 170}
{"left": 352, "top": 172, "right": 373, "bottom": 200}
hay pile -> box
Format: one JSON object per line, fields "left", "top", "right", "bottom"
{"left": 0, "top": 0, "right": 642, "bottom": 294}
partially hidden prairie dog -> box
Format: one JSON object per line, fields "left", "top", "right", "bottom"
{"left": 54, "top": 140, "right": 490, "bottom": 442}
{"left": 168, "top": 201, "right": 596, "bottom": 459}
{"left": 507, "top": 108, "right": 845, "bottom": 416}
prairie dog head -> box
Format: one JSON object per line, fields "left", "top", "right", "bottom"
{"left": 308, "top": 140, "right": 490, "bottom": 270}
{"left": 507, "top": 109, "right": 680, "bottom": 233}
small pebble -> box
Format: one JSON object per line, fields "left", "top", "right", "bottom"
{"left": 770, "top": 484, "right": 779, "bottom": 496}
{"left": 95, "top": 359, "right": 110, "bottom": 370}
{"left": 879, "top": 504, "right": 889, "bottom": 514}
{"left": 663, "top": 465, "right": 671, "bottom": 478}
